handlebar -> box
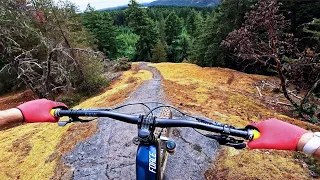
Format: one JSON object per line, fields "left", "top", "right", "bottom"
{"left": 155, "top": 118, "right": 253, "bottom": 139}
{"left": 52, "top": 108, "right": 260, "bottom": 141}
{"left": 53, "top": 109, "right": 140, "bottom": 124}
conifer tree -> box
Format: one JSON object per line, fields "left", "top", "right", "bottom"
{"left": 165, "top": 12, "right": 182, "bottom": 46}
{"left": 127, "top": 0, "right": 157, "bottom": 61}
{"left": 189, "top": 0, "right": 255, "bottom": 67}
{"left": 152, "top": 41, "right": 167, "bottom": 63}
{"left": 82, "top": 5, "right": 117, "bottom": 59}
{"left": 158, "top": 14, "right": 166, "bottom": 45}
{"left": 186, "top": 10, "right": 202, "bottom": 38}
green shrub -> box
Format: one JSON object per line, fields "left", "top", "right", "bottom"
{"left": 0, "top": 71, "right": 20, "bottom": 95}
{"left": 56, "top": 93, "right": 83, "bottom": 107}
{"left": 112, "top": 58, "right": 131, "bottom": 72}
{"left": 78, "top": 56, "right": 109, "bottom": 95}
{"left": 309, "top": 117, "right": 319, "bottom": 124}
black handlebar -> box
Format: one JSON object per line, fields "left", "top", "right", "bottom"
{"left": 56, "top": 109, "right": 140, "bottom": 124}
{"left": 54, "top": 109, "right": 255, "bottom": 141}
{"left": 155, "top": 118, "right": 252, "bottom": 139}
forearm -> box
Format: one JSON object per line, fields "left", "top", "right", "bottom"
{"left": 297, "top": 132, "right": 320, "bottom": 159}
{"left": 0, "top": 108, "right": 24, "bottom": 130}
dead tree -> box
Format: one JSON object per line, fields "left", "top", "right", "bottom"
{"left": 0, "top": 0, "right": 104, "bottom": 99}
{"left": 222, "top": 0, "right": 320, "bottom": 120}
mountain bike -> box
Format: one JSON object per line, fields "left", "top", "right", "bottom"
{"left": 52, "top": 102, "right": 260, "bottom": 180}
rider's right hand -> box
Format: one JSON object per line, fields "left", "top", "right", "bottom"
{"left": 17, "top": 99, "right": 68, "bottom": 123}
{"left": 246, "top": 118, "right": 307, "bottom": 151}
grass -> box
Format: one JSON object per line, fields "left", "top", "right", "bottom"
{"left": 0, "top": 63, "right": 152, "bottom": 180}
{"left": 151, "top": 62, "right": 319, "bottom": 179}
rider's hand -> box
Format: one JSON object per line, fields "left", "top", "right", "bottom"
{"left": 246, "top": 118, "right": 307, "bottom": 151}
{"left": 17, "top": 99, "right": 68, "bottom": 123}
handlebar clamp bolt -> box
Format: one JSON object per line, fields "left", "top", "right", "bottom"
{"left": 223, "top": 125, "right": 231, "bottom": 134}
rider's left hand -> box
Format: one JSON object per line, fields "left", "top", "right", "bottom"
{"left": 17, "top": 99, "right": 68, "bottom": 123}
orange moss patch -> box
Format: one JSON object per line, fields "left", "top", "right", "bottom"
{"left": 0, "top": 63, "right": 152, "bottom": 180}
{"left": 152, "top": 63, "right": 317, "bottom": 179}
{"left": 205, "top": 149, "right": 309, "bottom": 180}
{"left": 0, "top": 90, "right": 37, "bottom": 110}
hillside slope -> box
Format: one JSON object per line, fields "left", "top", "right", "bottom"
{"left": 0, "top": 62, "right": 319, "bottom": 179}
{"left": 151, "top": 63, "right": 319, "bottom": 179}
{"left": 0, "top": 64, "right": 152, "bottom": 179}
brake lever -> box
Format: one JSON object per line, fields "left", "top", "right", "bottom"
{"left": 205, "top": 134, "right": 246, "bottom": 149}
{"left": 57, "top": 116, "right": 95, "bottom": 127}
{"left": 58, "top": 121, "right": 70, "bottom": 127}
{"left": 195, "top": 117, "right": 225, "bottom": 126}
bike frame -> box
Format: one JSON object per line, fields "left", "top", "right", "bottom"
{"left": 136, "top": 140, "right": 161, "bottom": 180}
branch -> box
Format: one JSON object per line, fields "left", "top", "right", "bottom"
{"left": 14, "top": 49, "right": 37, "bottom": 61}
{"left": 20, "top": 61, "right": 42, "bottom": 68}
{"left": 287, "top": 90, "right": 303, "bottom": 100}
{"left": 275, "top": 57, "right": 300, "bottom": 109}
{"left": 51, "top": 86, "right": 66, "bottom": 91}
{"left": 300, "top": 76, "right": 320, "bottom": 110}
{"left": 43, "top": 49, "right": 54, "bottom": 98}
{"left": 0, "top": 64, "right": 10, "bottom": 74}
{"left": 256, "top": 86, "right": 262, "bottom": 97}
{"left": 277, "top": 101, "right": 293, "bottom": 106}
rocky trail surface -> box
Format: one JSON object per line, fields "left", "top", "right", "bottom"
{"left": 63, "top": 63, "right": 219, "bottom": 180}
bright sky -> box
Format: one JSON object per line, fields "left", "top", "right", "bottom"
{"left": 64, "top": 0, "right": 154, "bottom": 11}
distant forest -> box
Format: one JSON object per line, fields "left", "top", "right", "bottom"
{"left": 75, "top": 0, "right": 320, "bottom": 121}
{"left": 1, "top": 0, "right": 320, "bottom": 121}
{"left": 84, "top": 0, "right": 319, "bottom": 71}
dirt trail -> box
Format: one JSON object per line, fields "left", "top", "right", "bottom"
{"left": 62, "top": 62, "right": 218, "bottom": 179}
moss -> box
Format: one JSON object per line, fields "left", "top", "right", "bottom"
{"left": 293, "top": 152, "right": 320, "bottom": 178}
{"left": 0, "top": 64, "right": 152, "bottom": 179}
{"left": 152, "top": 62, "right": 316, "bottom": 179}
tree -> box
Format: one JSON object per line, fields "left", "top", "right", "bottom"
{"left": 152, "top": 41, "right": 167, "bottom": 63}
{"left": 223, "top": 0, "right": 320, "bottom": 121}
{"left": 0, "top": 0, "right": 106, "bottom": 98}
{"left": 82, "top": 6, "right": 117, "bottom": 59}
{"left": 165, "top": 12, "right": 182, "bottom": 46}
{"left": 280, "top": 1, "right": 320, "bottom": 40}
{"left": 158, "top": 14, "right": 167, "bottom": 45}
{"left": 186, "top": 10, "right": 202, "bottom": 38}
{"left": 110, "top": 10, "right": 127, "bottom": 26}
{"left": 304, "top": 18, "right": 320, "bottom": 47}
{"left": 189, "top": 13, "right": 214, "bottom": 66}
{"left": 116, "top": 27, "right": 139, "bottom": 60}
{"left": 127, "top": 0, "right": 158, "bottom": 61}
{"left": 189, "top": 0, "right": 256, "bottom": 67}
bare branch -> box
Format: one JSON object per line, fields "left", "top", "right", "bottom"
{"left": 0, "top": 64, "right": 10, "bottom": 74}
{"left": 256, "top": 86, "right": 262, "bottom": 97}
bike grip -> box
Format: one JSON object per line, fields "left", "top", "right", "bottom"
{"left": 252, "top": 129, "right": 261, "bottom": 140}
{"left": 50, "top": 109, "right": 56, "bottom": 117}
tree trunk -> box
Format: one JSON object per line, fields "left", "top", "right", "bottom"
{"left": 52, "top": 6, "right": 85, "bottom": 83}
{"left": 300, "top": 76, "right": 320, "bottom": 112}
{"left": 275, "top": 57, "right": 299, "bottom": 109}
